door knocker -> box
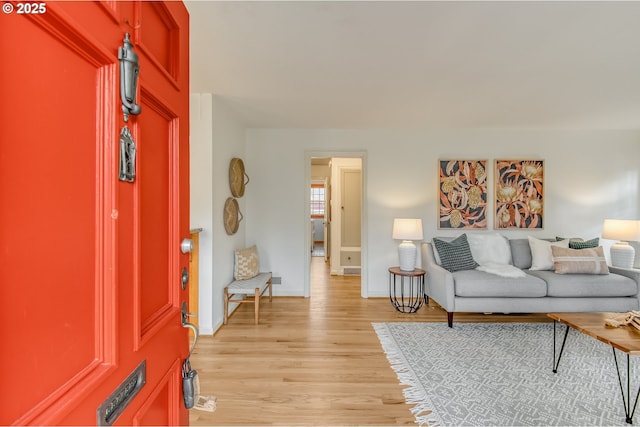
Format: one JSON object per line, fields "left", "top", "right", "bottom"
{"left": 118, "top": 33, "right": 141, "bottom": 122}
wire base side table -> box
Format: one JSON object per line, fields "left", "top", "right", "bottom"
{"left": 388, "top": 267, "right": 427, "bottom": 313}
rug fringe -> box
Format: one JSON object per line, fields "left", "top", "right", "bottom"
{"left": 372, "top": 323, "right": 442, "bottom": 427}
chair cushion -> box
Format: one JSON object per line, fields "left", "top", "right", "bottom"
{"left": 227, "top": 272, "right": 272, "bottom": 294}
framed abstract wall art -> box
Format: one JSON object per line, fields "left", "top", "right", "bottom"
{"left": 438, "top": 159, "right": 488, "bottom": 229}
{"left": 494, "top": 159, "right": 544, "bottom": 229}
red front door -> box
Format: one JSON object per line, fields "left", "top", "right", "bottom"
{"left": 0, "top": 1, "right": 191, "bottom": 424}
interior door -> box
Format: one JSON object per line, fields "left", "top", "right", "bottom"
{"left": 323, "top": 178, "right": 330, "bottom": 263}
{"left": 340, "top": 169, "right": 362, "bottom": 247}
{"left": 0, "top": 1, "right": 191, "bottom": 424}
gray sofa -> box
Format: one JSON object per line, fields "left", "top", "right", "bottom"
{"left": 422, "top": 236, "right": 640, "bottom": 327}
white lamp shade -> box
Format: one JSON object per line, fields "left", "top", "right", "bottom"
{"left": 392, "top": 218, "right": 424, "bottom": 241}
{"left": 602, "top": 219, "right": 640, "bottom": 242}
{"left": 602, "top": 219, "right": 640, "bottom": 269}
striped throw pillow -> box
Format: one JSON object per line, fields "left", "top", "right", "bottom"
{"left": 433, "top": 234, "right": 479, "bottom": 273}
{"left": 551, "top": 246, "right": 609, "bottom": 275}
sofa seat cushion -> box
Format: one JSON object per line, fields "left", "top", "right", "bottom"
{"left": 453, "top": 270, "right": 547, "bottom": 298}
{"left": 526, "top": 270, "right": 638, "bottom": 297}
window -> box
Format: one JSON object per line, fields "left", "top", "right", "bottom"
{"left": 311, "top": 184, "right": 325, "bottom": 218}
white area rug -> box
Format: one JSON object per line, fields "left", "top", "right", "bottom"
{"left": 373, "top": 322, "right": 640, "bottom": 426}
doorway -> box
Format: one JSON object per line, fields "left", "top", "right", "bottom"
{"left": 305, "top": 152, "right": 366, "bottom": 299}
{"left": 310, "top": 158, "right": 330, "bottom": 262}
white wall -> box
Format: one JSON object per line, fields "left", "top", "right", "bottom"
{"left": 192, "top": 112, "right": 640, "bottom": 333}
{"left": 190, "top": 94, "right": 247, "bottom": 334}
{"left": 190, "top": 94, "right": 214, "bottom": 333}
{"left": 244, "top": 129, "right": 640, "bottom": 300}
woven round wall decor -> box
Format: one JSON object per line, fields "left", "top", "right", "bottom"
{"left": 223, "top": 197, "right": 243, "bottom": 235}
{"left": 229, "top": 157, "right": 250, "bottom": 197}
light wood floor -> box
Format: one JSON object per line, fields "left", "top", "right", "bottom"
{"left": 189, "top": 257, "right": 549, "bottom": 426}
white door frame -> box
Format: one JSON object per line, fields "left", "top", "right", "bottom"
{"left": 304, "top": 150, "right": 368, "bottom": 298}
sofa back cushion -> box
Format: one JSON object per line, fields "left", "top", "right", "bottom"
{"left": 510, "top": 237, "right": 568, "bottom": 270}
{"left": 510, "top": 239, "right": 533, "bottom": 269}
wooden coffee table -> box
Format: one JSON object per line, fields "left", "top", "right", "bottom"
{"left": 548, "top": 312, "right": 640, "bottom": 424}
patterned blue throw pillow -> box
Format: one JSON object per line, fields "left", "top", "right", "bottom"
{"left": 433, "top": 234, "right": 479, "bottom": 272}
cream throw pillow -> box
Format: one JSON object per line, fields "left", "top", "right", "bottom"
{"left": 528, "top": 236, "right": 569, "bottom": 271}
{"left": 551, "top": 246, "right": 609, "bottom": 275}
{"left": 234, "top": 245, "right": 260, "bottom": 280}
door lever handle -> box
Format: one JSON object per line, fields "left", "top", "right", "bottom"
{"left": 181, "top": 302, "right": 199, "bottom": 358}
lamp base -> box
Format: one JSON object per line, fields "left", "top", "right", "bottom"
{"left": 611, "top": 241, "right": 635, "bottom": 269}
{"left": 398, "top": 240, "right": 417, "bottom": 271}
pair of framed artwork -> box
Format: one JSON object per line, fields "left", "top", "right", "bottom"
{"left": 439, "top": 159, "right": 544, "bottom": 229}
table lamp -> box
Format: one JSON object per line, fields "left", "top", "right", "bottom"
{"left": 392, "top": 218, "right": 424, "bottom": 271}
{"left": 602, "top": 219, "right": 640, "bottom": 268}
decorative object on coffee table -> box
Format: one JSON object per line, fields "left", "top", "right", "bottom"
{"left": 602, "top": 219, "right": 640, "bottom": 268}
{"left": 494, "top": 159, "right": 544, "bottom": 229}
{"left": 392, "top": 218, "right": 423, "bottom": 271}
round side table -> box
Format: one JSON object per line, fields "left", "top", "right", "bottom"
{"left": 388, "top": 267, "right": 427, "bottom": 313}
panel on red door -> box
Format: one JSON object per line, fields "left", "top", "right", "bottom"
{"left": 0, "top": 8, "right": 115, "bottom": 424}
{"left": 0, "top": 2, "right": 190, "bottom": 425}
{"left": 136, "top": 89, "right": 177, "bottom": 343}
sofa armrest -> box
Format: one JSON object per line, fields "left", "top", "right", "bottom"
{"left": 422, "top": 242, "right": 456, "bottom": 311}
{"left": 609, "top": 266, "right": 640, "bottom": 296}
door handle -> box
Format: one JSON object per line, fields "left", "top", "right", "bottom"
{"left": 181, "top": 302, "right": 199, "bottom": 357}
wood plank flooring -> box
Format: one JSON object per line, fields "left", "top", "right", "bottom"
{"left": 188, "top": 257, "right": 549, "bottom": 425}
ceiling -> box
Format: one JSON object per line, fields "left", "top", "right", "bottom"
{"left": 186, "top": 1, "right": 640, "bottom": 130}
